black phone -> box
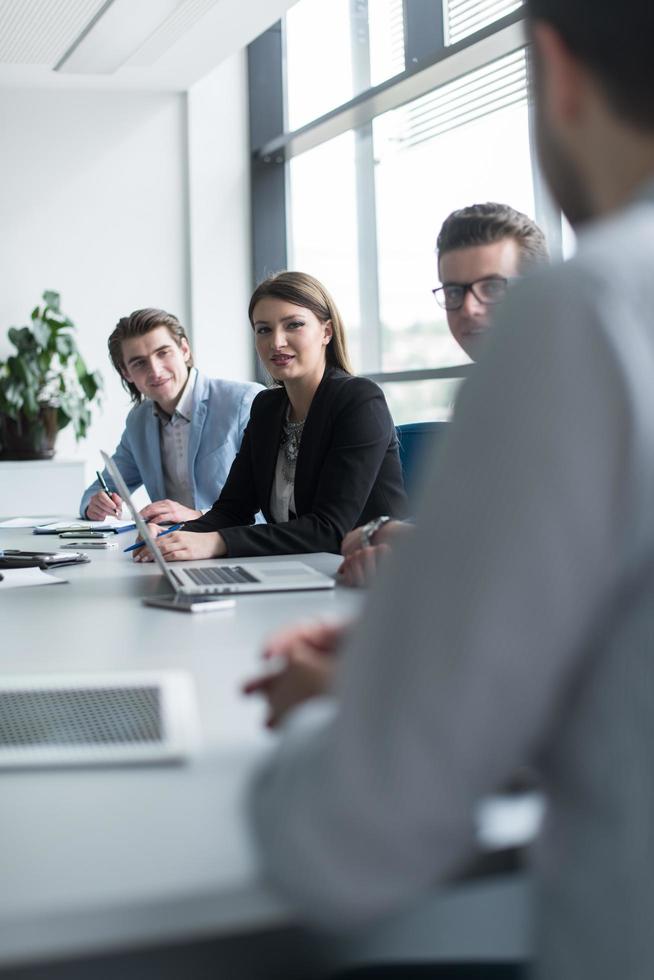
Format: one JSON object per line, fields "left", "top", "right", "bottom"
{"left": 142, "top": 595, "right": 236, "bottom": 613}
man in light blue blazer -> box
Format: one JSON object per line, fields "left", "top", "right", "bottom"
{"left": 81, "top": 308, "right": 262, "bottom": 522}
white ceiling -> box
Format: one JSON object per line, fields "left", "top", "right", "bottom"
{"left": 0, "top": 0, "right": 299, "bottom": 91}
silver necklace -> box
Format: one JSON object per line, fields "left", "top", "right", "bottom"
{"left": 280, "top": 412, "right": 305, "bottom": 482}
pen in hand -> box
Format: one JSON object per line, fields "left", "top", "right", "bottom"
{"left": 96, "top": 470, "right": 113, "bottom": 500}
{"left": 124, "top": 523, "right": 184, "bottom": 553}
{"left": 96, "top": 470, "right": 119, "bottom": 515}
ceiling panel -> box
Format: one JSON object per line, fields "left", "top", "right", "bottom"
{"left": 0, "top": 0, "right": 300, "bottom": 90}
{"left": 125, "top": 0, "right": 219, "bottom": 68}
{"left": 0, "top": 0, "right": 107, "bottom": 65}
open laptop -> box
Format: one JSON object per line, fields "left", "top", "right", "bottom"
{"left": 101, "top": 451, "right": 335, "bottom": 596}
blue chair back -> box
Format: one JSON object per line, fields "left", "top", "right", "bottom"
{"left": 396, "top": 421, "right": 449, "bottom": 505}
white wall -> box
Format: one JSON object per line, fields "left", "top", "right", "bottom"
{"left": 187, "top": 50, "right": 254, "bottom": 383}
{"left": 0, "top": 53, "right": 254, "bottom": 513}
{"left": 0, "top": 88, "right": 189, "bottom": 491}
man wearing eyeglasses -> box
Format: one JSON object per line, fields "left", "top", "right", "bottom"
{"left": 433, "top": 202, "right": 548, "bottom": 360}
{"left": 336, "top": 202, "right": 549, "bottom": 586}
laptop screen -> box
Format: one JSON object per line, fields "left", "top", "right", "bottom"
{"left": 100, "top": 451, "right": 179, "bottom": 593}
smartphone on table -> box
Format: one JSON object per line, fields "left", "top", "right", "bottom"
{"left": 142, "top": 595, "right": 236, "bottom": 613}
{"left": 59, "top": 531, "right": 113, "bottom": 539}
{"left": 60, "top": 541, "right": 118, "bottom": 550}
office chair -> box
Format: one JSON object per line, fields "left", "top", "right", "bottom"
{"left": 396, "top": 421, "right": 449, "bottom": 506}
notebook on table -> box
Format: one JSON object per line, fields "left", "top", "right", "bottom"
{"left": 101, "top": 450, "right": 335, "bottom": 597}
{"left": 33, "top": 519, "right": 136, "bottom": 534}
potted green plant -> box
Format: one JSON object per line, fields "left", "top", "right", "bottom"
{"left": 0, "top": 290, "right": 103, "bottom": 460}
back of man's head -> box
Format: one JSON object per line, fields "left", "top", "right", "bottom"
{"left": 526, "top": 0, "right": 654, "bottom": 132}
{"left": 437, "top": 202, "right": 548, "bottom": 271}
{"left": 108, "top": 308, "right": 192, "bottom": 403}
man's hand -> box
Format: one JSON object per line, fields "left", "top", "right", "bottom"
{"left": 85, "top": 491, "right": 123, "bottom": 521}
{"left": 339, "top": 520, "right": 413, "bottom": 587}
{"left": 338, "top": 543, "right": 391, "bottom": 588}
{"left": 242, "top": 621, "right": 349, "bottom": 728}
{"left": 139, "top": 500, "right": 202, "bottom": 524}
{"left": 132, "top": 528, "right": 225, "bottom": 563}
{"left": 341, "top": 519, "right": 410, "bottom": 557}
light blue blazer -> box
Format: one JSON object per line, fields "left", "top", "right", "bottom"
{"left": 80, "top": 371, "right": 263, "bottom": 517}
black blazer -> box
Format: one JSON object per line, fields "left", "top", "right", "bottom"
{"left": 185, "top": 367, "right": 407, "bottom": 557}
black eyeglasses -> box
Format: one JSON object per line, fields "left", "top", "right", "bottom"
{"left": 432, "top": 276, "right": 514, "bottom": 311}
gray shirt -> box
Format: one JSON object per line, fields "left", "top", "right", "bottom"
{"left": 154, "top": 367, "right": 197, "bottom": 508}
{"left": 250, "top": 180, "right": 654, "bottom": 980}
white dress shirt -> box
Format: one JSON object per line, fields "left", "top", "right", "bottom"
{"left": 250, "top": 181, "right": 654, "bottom": 980}
{"left": 155, "top": 367, "right": 197, "bottom": 508}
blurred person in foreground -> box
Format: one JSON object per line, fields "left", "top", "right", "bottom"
{"left": 246, "top": 2, "right": 654, "bottom": 979}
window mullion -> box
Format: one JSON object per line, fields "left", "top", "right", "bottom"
{"left": 351, "top": 0, "right": 382, "bottom": 373}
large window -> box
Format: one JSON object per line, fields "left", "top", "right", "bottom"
{"left": 288, "top": 131, "right": 361, "bottom": 357}
{"left": 374, "top": 49, "right": 533, "bottom": 376}
{"left": 250, "top": 0, "right": 559, "bottom": 423}
{"left": 285, "top": 0, "right": 405, "bottom": 131}
{"left": 445, "top": 0, "right": 523, "bottom": 45}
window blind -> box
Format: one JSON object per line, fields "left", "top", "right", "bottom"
{"left": 446, "top": 0, "right": 523, "bottom": 46}
{"left": 393, "top": 48, "right": 527, "bottom": 151}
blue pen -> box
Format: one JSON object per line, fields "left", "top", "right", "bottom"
{"left": 123, "top": 523, "right": 183, "bottom": 553}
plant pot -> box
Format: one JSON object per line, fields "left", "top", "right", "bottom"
{"left": 0, "top": 406, "right": 59, "bottom": 460}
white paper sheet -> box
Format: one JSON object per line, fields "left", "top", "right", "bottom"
{"left": 0, "top": 567, "right": 67, "bottom": 589}
{"left": 0, "top": 517, "right": 58, "bottom": 528}
{"left": 34, "top": 518, "right": 135, "bottom": 532}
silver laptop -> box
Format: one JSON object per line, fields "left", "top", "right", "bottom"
{"left": 101, "top": 451, "right": 335, "bottom": 596}
{"left": 0, "top": 671, "right": 198, "bottom": 769}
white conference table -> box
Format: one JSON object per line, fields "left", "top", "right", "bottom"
{"left": 0, "top": 525, "right": 532, "bottom": 978}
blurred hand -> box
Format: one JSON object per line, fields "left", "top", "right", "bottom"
{"left": 340, "top": 526, "right": 367, "bottom": 557}
{"left": 133, "top": 528, "right": 225, "bottom": 562}
{"left": 341, "top": 519, "right": 411, "bottom": 558}
{"left": 242, "top": 620, "right": 348, "bottom": 728}
{"left": 337, "top": 543, "right": 391, "bottom": 588}
{"left": 139, "top": 500, "right": 201, "bottom": 524}
{"left": 86, "top": 490, "right": 123, "bottom": 521}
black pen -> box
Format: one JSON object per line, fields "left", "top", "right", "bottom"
{"left": 96, "top": 469, "right": 119, "bottom": 515}
{"left": 96, "top": 469, "right": 114, "bottom": 501}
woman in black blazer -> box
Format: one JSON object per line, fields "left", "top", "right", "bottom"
{"left": 140, "top": 272, "right": 406, "bottom": 560}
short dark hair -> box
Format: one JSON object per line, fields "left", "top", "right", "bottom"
{"left": 108, "top": 308, "right": 192, "bottom": 403}
{"left": 437, "top": 202, "right": 549, "bottom": 271}
{"left": 526, "top": 0, "right": 654, "bottom": 131}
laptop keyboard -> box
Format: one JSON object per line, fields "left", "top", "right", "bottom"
{"left": 184, "top": 565, "right": 259, "bottom": 586}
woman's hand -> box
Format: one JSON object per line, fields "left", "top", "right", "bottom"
{"left": 242, "top": 620, "right": 348, "bottom": 728}
{"left": 133, "top": 528, "right": 226, "bottom": 562}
